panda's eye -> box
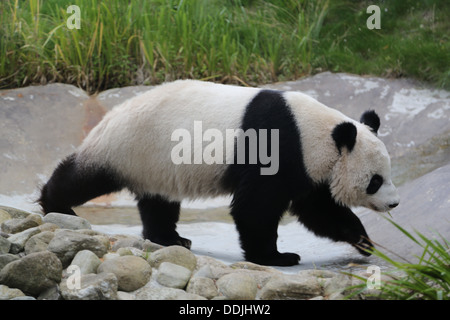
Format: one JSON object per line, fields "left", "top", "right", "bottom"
{"left": 367, "top": 174, "right": 383, "bottom": 194}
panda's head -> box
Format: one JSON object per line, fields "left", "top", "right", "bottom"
{"left": 329, "top": 110, "right": 400, "bottom": 212}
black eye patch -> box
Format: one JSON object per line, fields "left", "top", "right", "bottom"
{"left": 367, "top": 174, "right": 383, "bottom": 194}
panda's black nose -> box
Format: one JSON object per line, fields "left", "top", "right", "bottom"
{"left": 389, "top": 202, "right": 399, "bottom": 209}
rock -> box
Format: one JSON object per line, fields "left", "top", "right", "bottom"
{"left": 38, "top": 222, "right": 60, "bottom": 233}
{"left": 38, "top": 285, "right": 62, "bottom": 300}
{"left": 103, "top": 252, "right": 120, "bottom": 260}
{"left": 149, "top": 245, "right": 197, "bottom": 271}
{"left": 133, "top": 285, "right": 206, "bottom": 300}
{"left": 0, "top": 209, "right": 12, "bottom": 225}
{"left": 142, "top": 239, "right": 164, "bottom": 253}
{"left": 193, "top": 264, "right": 215, "bottom": 279}
{"left": 0, "top": 254, "right": 19, "bottom": 271}
{"left": 321, "top": 272, "right": 354, "bottom": 298}
{"left": 47, "top": 229, "right": 107, "bottom": 267}
{"left": 69, "top": 250, "right": 102, "bottom": 275}
{"left": 43, "top": 212, "right": 91, "bottom": 230}
{"left": 7, "top": 226, "right": 41, "bottom": 253}
{"left": 10, "top": 295, "right": 36, "bottom": 300}
{"left": 1, "top": 214, "right": 42, "bottom": 234}
{"left": 97, "top": 255, "right": 151, "bottom": 292}
{"left": 0, "top": 237, "right": 11, "bottom": 254}
{"left": 258, "top": 274, "right": 322, "bottom": 300}
{"left": 230, "top": 261, "right": 281, "bottom": 273}
{"left": 216, "top": 273, "right": 257, "bottom": 300}
{"left": 117, "top": 291, "right": 135, "bottom": 300}
{"left": 93, "top": 234, "right": 111, "bottom": 251}
{"left": 0, "top": 206, "right": 31, "bottom": 219}
{"left": 186, "top": 276, "right": 219, "bottom": 299}
{"left": 117, "top": 247, "right": 144, "bottom": 257}
{"left": 60, "top": 272, "right": 118, "bottom": 300}
{"left": 0, "top": 284, "right": 26, "bottom": 300}
{"left": 111, "top": 236, "right": 144, "bottom": 251}
{"left": 0, "top": 251, "right": 62, "bottom": 296}
{"left": 0, "top": 84, "right": 91, "bottom": 197}
{"left": 195, "top": 256, "right": 231, "bottom": 279}
{"left": 156, "top": 262, "right": 192, "bottom": 289}
{"left": 24, "top": 231, "right": 54, "bottom": 254}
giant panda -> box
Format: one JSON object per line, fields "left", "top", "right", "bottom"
{"left": 39, "top": 80, "right": 400, "bottom": 266}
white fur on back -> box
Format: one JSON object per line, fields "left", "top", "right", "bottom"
{"left": 78, "top": 80, "right": 260, "bottom": 201}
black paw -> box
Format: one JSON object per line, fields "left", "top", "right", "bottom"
{"left": 352, "top": 236, "right": 374, "bottom": 256}
{"left": 247, "top": 252, "right": 301, "bottom": 266}
{"left": 175, "top": 236, "right": 192, "bottom": 249}
{"left": 147, "top": 235, "right": 192, "bottom": 249}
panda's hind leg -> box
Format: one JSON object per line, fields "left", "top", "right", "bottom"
{"left": 137, "top": 194, "right": 191, "bottom": 249}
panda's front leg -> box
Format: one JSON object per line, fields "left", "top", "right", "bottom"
{"left": 230, "top": 182, "right": 300, "bottom": 266}
{"left": 291, "top": 185, "right": 374, "bottom": 256}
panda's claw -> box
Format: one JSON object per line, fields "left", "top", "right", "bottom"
{"left": 353, "top": 237, "right": 374, "bottom": 256}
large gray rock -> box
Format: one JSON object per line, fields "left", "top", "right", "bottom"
{"left": 47, "top": 229, "right": 107, "bottom": 267}
{"left": 0, "top": 251, "right": 62, "bottom": 296}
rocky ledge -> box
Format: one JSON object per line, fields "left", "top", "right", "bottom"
{"left": 0, "top": 206, "right": 380, "bottom": 300}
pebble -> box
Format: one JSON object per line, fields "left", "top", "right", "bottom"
{"left": 0, "top": 207, "right": 378, "bottom": 300}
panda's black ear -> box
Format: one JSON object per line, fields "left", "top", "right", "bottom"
{"left": 332, "top": 122, "right": 357, "bottom": 154}
{"left": 360, "top": 110, "right": 380, "bottom": 135}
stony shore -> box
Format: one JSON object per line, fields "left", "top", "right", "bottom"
{"left": 0, "top": 206, "right": 381, "bottom": 300}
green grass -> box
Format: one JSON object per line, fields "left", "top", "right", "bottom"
{"left": 0, "top": 0, "right": 449, "bottom": 93}
{"left": 347, "top": 218, "right": 450, "bottom": 300}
